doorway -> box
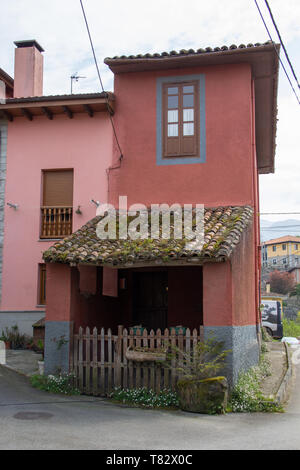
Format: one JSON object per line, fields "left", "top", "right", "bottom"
{"left": 132, "top": 271, "right": 168, "bottom": 331}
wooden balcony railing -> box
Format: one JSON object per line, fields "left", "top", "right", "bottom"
{"left": 40, "top": 206, "right": 73, "bottom": 239}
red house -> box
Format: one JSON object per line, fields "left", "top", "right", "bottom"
{"left": 42, "top": 41, "right": 279, "bottom": 386}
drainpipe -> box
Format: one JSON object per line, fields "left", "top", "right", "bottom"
{"left": 251, "top": 79, "right": 261, "bottom": 332}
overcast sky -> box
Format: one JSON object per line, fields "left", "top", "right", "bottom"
{"left": 0, "top": 0, "right": 299, "bottom": 224}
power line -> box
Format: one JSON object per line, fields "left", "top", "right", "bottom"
{"left": 253, "top": 0, "right": 300, "bottom": 105}
{"left": 79, "top": 0, "right": 123, "bottom": 159}
{"left": 261, "top": 224, "right": 300, "bottom": 230}
{"left": 260, "top": 212, "right": 300, "bottom": 215}
{"left": 264, "top": 0, "right": 300, "bottom": 91}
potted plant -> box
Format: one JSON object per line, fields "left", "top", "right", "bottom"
{"left": 166, "top": 337, "right": 230, "bottom": 414}
{"left": 1, "top": 328, "right": 11, "bottom": 349}
{"left": 37, "top": 339, "right": 44, "bottom": 375}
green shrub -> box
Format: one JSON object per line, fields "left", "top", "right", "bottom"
{"left": 229, "top": 356, "right": 282, "bottom": 413}
{"left": 165, "top": 337, "right": 231, "bottom": 381}
{"left": 30, "top": 373, "right": 80, "bottom": 395}
{"left": 109, "top": 387, "right": 179, "bottom": 409}
{"left": 282, "top": 318, "right": 300, "bottom": 337}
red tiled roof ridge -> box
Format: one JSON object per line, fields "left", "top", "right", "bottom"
{"left": 105, "top": 41, "right": 275, "bottom": 62}
{"left": 263, "top": 235, "right": 300, "bottom": 245}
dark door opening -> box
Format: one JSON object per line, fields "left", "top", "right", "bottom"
{"left": 133, "top": 271, "right": 168, "bottom": 331}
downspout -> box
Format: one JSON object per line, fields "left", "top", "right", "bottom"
{"left": 251, "top": 79, "right": 261, "bottom": 335}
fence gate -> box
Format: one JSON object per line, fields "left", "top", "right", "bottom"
{"left": 71, "top": 325, "right": 203, "bottom": 396}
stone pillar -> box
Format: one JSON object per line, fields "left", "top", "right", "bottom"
{"left": 44, "top": 263, "right": 78, "bottom": 375}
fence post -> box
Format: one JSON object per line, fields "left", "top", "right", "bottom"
{"left": 115, "top": 325, "right": 123, "bottom": 389}
{"left": 92, "top": 327, "right": 98, "bottom": 395}
{"left": 85, "top": 327, "right": 91, "bottom": 395}
{"left": 69, "top": 321, "right": 74, "bottom": 373}
{"left": 78, "top": 327, "right": 83, "bottom": 391}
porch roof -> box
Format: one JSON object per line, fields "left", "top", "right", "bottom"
{"left": 43, "top": 205, "right": 253, "bottom": 267}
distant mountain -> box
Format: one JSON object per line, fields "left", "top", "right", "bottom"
{"left": 260, "top": 219, "right": 300, "bottom": 242}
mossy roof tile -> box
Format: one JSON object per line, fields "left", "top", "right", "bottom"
{"left": 43, "top": 205, "right": 253, "bottom": 267}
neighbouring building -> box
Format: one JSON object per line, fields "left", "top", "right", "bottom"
{"left": 289, "top": 267, "right": 300, "bottom": 284}
{"left": 0, "top": 39, "right": 279, "bottom": 386}
{"left": 261, "top": 235, "right": 300, "bottom": 282}
{"left": 0, "top": 40, "right": 114, "bottom": 335}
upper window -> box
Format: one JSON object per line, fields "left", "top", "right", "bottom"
{"left": 163, "top": 81, "right": 198, "bottom": 158}
{"left": 282, "top": 244, "right": 286, "bottom": 250}
{"left": 156, "top": 74, "right": 206, "bottom": 166}
{"left": 40, "top": 169, "right": 73, "bottom": 239}
{"left": 272, "top": 245, "right": 276, "bottom": 252}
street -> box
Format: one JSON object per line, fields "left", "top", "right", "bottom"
{"left": 0, "top": 361, "right": 300, "bottom": 450}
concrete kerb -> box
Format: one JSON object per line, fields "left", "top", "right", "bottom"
{"left": 275, "top": 342, "right": 293, "bottom": 405}
{"left": 261, "top": 341, "right": 293, "bottom": 408}
{"left": 0, "top": 362, "right": 29, "bottom": 378}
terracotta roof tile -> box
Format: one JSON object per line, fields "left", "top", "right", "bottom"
{"left": 263, "top": 235, "right": 300, "bottom": 245}
{"left": 104, "top": 41, "right": 274, "bottom": 63}
{"left": 43, "top": 206, "right": 253, "bottom": 267}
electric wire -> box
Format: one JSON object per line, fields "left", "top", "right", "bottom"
{"left": 79, "top": 0, "right": 123, "bottom": 159}
{"left": 264, "top": 0, "right": 300, "bottom": 90}
{"left": 253, "top": 0, "right": 300, "bottom": 105}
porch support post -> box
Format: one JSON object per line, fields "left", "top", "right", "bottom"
{"left": 44, "top": 263, "right": 78, "bottom": 375}
{"left": 202, "top": 260, "right": 259, "bottom": 386}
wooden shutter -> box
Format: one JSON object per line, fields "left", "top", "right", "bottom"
{"left": 43, "top": 170, "right": 73, "bottom": 206}
{"left": 39, "top": 264, "right": 46, "bottom": 305}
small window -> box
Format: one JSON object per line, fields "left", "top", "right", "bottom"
{"left": 272, "top": 246, "right": 276, "bottom": 252}
{"left": 295, "top": 244, "right": 298, "bottom": 250}
{"left": 41, "top": 169, "right": 73, "bottom": 239}
{"left": 38, "top": 264, "right": 46, "bottom": 305}
{"left": 282, "top": 258, "right": 287, "bottom": 264}
{"left": 273, "top": 259, "right": 277, "bottom": 265}
{"left": 163, "top": 81, "right": 198, "bottom": 158}
{"left": 282, "top": 244, "right": 286, "bottom": 250}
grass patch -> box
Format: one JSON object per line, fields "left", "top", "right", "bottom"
{"left": 109, "top": 387, "right": 179, "bottom": 409}
{"left": 282, "top": 317, "right": 300, "bottom": 337}
{"left": 30, "top": 373, "right": 81, "bottom": 395}
{"left": 228, "top": 356, "right": 283, "bottom": 413}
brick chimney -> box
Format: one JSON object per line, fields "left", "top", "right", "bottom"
{"left": 13, "top": 40, "right": 44, "bottom": 98}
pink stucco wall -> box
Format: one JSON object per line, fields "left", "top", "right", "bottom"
{"left": 202, "top": 223, "right": 257, "bottom": 327}
{"left": 109, "top": 63, "right": 256, "bottom": 208}
{"left": 108, "top": 62, "right": 260, "bottom": 328}
{"left": 1, "top": 112, "right": 112, "bottom": 311}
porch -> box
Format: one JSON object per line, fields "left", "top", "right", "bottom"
{"left": 43, "top": 205, "right": 260, "bottom": 386}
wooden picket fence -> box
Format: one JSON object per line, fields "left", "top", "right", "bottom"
{"left": 71, "top": 325, "right": 204, "bottom": 396}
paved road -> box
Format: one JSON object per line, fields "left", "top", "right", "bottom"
{"left": 0, "top": 359, "right": 300, "bottom": 450}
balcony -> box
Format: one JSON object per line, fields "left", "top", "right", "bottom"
{"left": 40, "top": 206, "right": 73, "bottom": 239}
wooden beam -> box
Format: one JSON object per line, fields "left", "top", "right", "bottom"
{"left": 83, "top": 104, "right": 94, "bottom": 117}
{"left": 1, "top": 110, "right": 13, "bottom": 122}
{"left": 62, "top": 105, "right": 73, "bottom": 119}
{"left": 21, "top": 108, "right": 33, "bottom": 121}
{"left": 41, "top": 106, "right": 53, "bottom": 120}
